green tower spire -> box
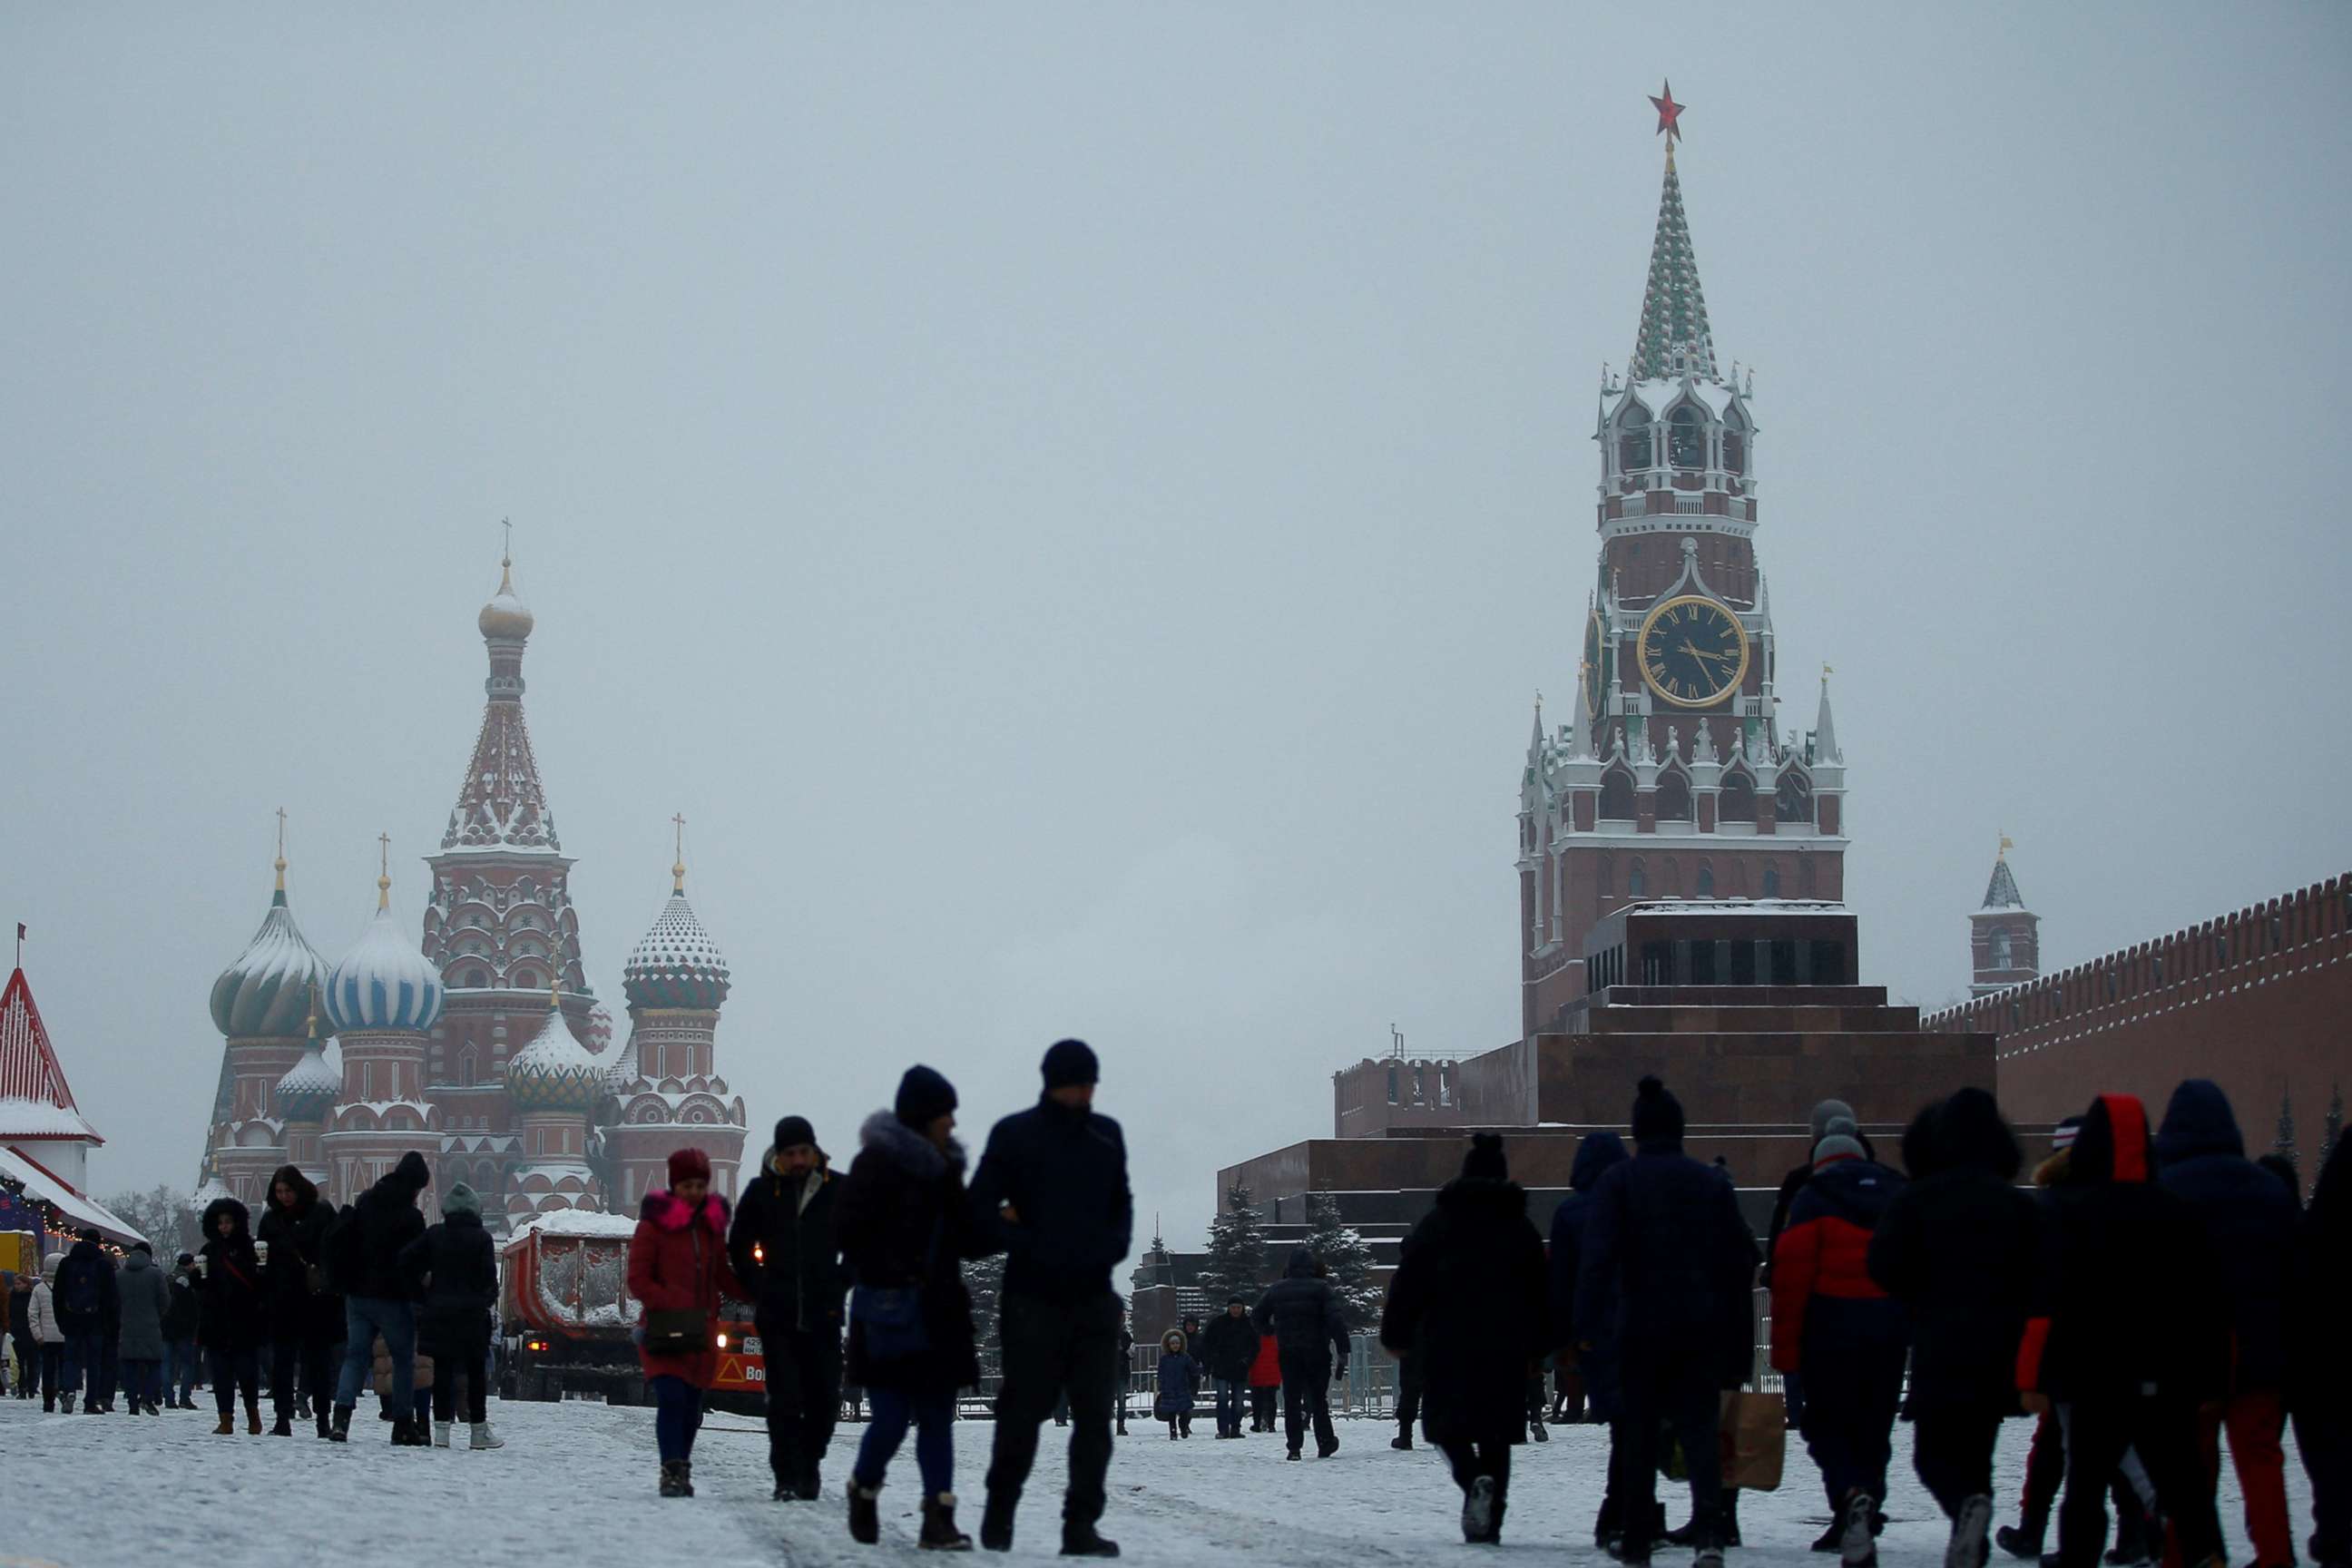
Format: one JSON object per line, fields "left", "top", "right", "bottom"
{"left": 1628, "top": 100, "right": 1720, "bottom": 386}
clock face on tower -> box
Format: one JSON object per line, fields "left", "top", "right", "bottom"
{"left": 1636, "top": 594, "right": 1749, "bottom": 709}
{"left": 1583, "top": 611, "right": 1607, "bottom": 720}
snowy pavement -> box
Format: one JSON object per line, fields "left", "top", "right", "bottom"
{"left": 0, "top": 1396, "right": 2308, "bottom": 1568}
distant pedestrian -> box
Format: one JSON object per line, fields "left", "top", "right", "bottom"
{"left": 1254, "top": 1247, "right": 1349, "bottom": 1462}
{"left": 1246, "top": 1327, "right": 1280, "bottom": 1434}
{"left": 837, "top": 1066, "right": 985, "bottom": 1550}
{"left": 328, "top": 1150, "right": 431, "bottom": 1446}
{"left": 1380, "top": 1132, "right": 1548, "bottom": 1546}
{"left": 629, "top": 1147, "right": 743, "bottom": 1498}
{"left": 113, "top": 1240, "right": 172, "bottom": 1417}
{"left": 401, "top": 1181, "right": 500, "bottom": 1451}
{"left": 162, "top": 1254, "right": 201, "bottom": 1409}
{"left": 28, "top": 1254, "right": 65, "bottom": 1409}
{"left": 1175, "top": 1315, "right": 1203, "bottom": 1437}
{"left": 51, "top": 1227, "right": 114, "bottom": 1414}
{"left": 729, "top": 1113, "right": 849, "bottom": 1501}
{"left": 970, "top": 1040, "right": 1132, "bottom": 1557}
{"left": 258, "top": 1164, "right": 340, "bottom": 1438}
{"left": 1197, "top": 1298, "right": 1259, "bottom": 1439}
{"left": 6, "top": 1269, "right": 34, "bottom": 1400}
{"left": 1551, "top": 1131, "right": 1629, "bottom": 1544}
{"left": 1154, "top": 1330, "right": 1200, "bottom": 1439}
{"left": 2288, "top": 1134, "right": 2349, "bottom": 1568}
{"left": 196, "top": 1195, "right": 267, "bottom": 1435}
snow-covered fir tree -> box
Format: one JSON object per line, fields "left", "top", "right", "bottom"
{"left": 1303, "top": 1191, "right": 1380, "bottom": 1331}
{"left": 1197, "top": 1183, "right": 1270, "bottom": 1303}
{"left": 2322, "top": 1081, "right": 2343, "bottom": 1172}
{"left": 964, "top": 1252, "right": 1006, "bottom": 1380}
{"left": 2276, "top": 1086, "right": 2299, "bottom": 1174}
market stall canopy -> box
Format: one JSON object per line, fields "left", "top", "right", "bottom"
{"left": 0, "top": 1145, "right": 144, "bottom": 1250}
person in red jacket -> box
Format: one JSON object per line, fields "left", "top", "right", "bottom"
{"left": 1771, "top": 1134, "right": 1906, "bottom": 1568}
{"left": 1247, "top": 1324, "right": 1281, "bottom": 1433}
{"left": 627, "top": 1147, "right": 744, "bottom": 1499}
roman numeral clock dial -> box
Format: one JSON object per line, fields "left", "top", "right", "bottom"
{"left": 1635, "top": 594, "right": 1749, "bottom": 709}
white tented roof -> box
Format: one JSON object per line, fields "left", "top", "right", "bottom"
{"left": 0, "top": 1145, "right": 145, "bottom": 1248}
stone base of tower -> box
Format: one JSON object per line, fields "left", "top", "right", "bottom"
{"left": 605, "top": 1123, "right": 748, "bottom": 1210}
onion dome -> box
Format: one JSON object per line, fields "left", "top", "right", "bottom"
{"left": 324, "top": 859, "right": 446, "bottom": 1034}
{"left": 505, "top": 988, "right": 601, "bottom": 1112}
{"left": 210, "top": 848, "right": 328, "bottom": 1039}
{"left": 192, "top": 1171, "right": 233, "bottom": 1210}
{"left": 622, "top": 853, "right": 730, "bottom": 1012}
{"left": 275, "top": 1010, "right": 341, "bottom": 1122}
{"left": 477, "top": 551, "right": 534, "bottom": 641}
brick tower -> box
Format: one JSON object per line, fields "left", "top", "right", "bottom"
{"left": 204, "top": 822, "right": 326, "bottom": 1206}
{"left": 1518, "top": 84, "right": 1848, "bottom": 1035}
{"left": 1969, "top": 838, "right": 2040, "bottom": 996}
{"left": 320, "top": 849, "right": 446, "bottom": 1205}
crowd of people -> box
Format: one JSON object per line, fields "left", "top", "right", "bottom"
{"left": 4, "top": 1052, "right": 2344, "bottom": 1568}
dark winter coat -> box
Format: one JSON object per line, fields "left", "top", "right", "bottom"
{"left": 1198, "top": 1311, "right": 1261, "bottom": 1384}
{"left": 1253, "top": 1248, "right": 1349, "bottom": 1365}
{"left": 196, "top": 1198, "right": 269, "bottom": 1352}
{"left": 113, "top": 1250, "right": 172, "bottom": 1360}
{"left": 7, "top": 1282, "right": 33, "bottom": 1347}
{"left": 1154, "top": 1349, "right": 1200, "bottom": 1416}
{"left": 626, "top": 1188, "right": 743, "bottom": 1390}
{"left": 51, "top": 1236, "right": 117, "bottom": 1338}
{"left": 966, "top": 1095, "right": 1134, "bottom": 1305}
{"left": 1867, "top": 1087, "right": 2041, "bottom": 1411}
{"left": 727, "top": 1151, "right": 850, "bottom": 1333}
{"left": 1548, "top": 1132, "right": 1628, "bottom": 1361}
{"left": 256, "top": 1166, "right": 341, "bottom": 1343}
{"left": 1574, "top": 1138, "right": 1759, "bottom": 1389}
{"left": 336, "top": 1154, "right": 429, "bottom": 1301}
{"left": 1769, "top": 1154, "right": 1906, "bottom": 1375}
{"left": 1380, "top": 1177, "right": 1549, "bottom": 1446}
{"left": 2018, "top": 1093, "right": 2230, "bottom": 1406}
{"left": 162, "top": 1269, "right": 200, "bottom": 1341}
{"left": 835, "top": 1110, "right": 984, "bottom": 1396}
{"left": 398, "top": 1210, "right": 498, "bottom": 1361}
{"left": 2152, "top": 1080, "right": 2297, "bottom": 1392}
{"left": 2288, "top": 1133, "right": 2350, "bottom": 1406}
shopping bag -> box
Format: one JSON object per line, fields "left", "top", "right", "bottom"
{"left": 1720, "top": 1390, "right": 1786, "bottom": 1491}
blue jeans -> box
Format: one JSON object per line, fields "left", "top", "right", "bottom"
{"left": 1215, "top": 1377, "right": 1244, "bottom": 1436}
{"left": 336, "top": 1297, "right": 414, "bottom": 1411}
{"left": 652, "top": 1374, "right": 705, "bottom": 1463}
{"left": 163, "top": 1338, "right": 199, "bottom": 1403}
{"left": 858, "top": 1387, "right": 955, "bottom": 1496}
{"left": 61, "top": 1329, "right": 103, "bottom": 1404}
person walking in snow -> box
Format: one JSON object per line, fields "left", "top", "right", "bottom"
{"left": 1197, "top": 1298, "right": 1259, "bottom": 1439}
{"left": 1154, "top": 1329, "right": 1200, "bottom": 1439}
{"left": 113, "top": 1240, "right": 172, "bottom": 1417}
{"left": 6, "top": 1269, "right": 34, "bottom": 1399}
{"left": 258, "top": 1164, "right": 340, "bottom": 1437}
{"left": 51, "top": 1227, "right": 114, "bottom": 1414}
{"left": 1867, "top": 1087, "right": 2043, "bottom": 1568}
{"left": 2289, "top": 1133, "right": 2350, "bottom": 1568}
{"left": 401, "top": 1181, "right": 501, "bottom": 1451}
{"left": 836, "top": 1065, "right": 986, "bottom": 1550}
{"left": 28, "top": 1254, "right": 65, "bottom": 1409}
{"left": 2152, "top": 1081, "right": 2299, "bottom": 1568}
{"left": 1254, "top": 1246, "right": 1349, "bottom": 1462}
{"left": 968, "top": 1039, "right": 1132, "bottom": 1558}
{"left": 328, "top": 1150, "right": 431, "bottom": 1446}
{"left": 1379, "top": 1132, "right": 1549, "bottom": 1546}
{"left": 1245, "top": 1323, "right": 1280, "bottom": 1434}
{"left": 162, "top": 1254, "right": 201, "bottom": 1409}
{"left": 729, "top": 1113, "right": 850, "bottom": 1502}
{"left": 1771, "top": 1132, "right": 1906, "bottom": 1567}
{"left": 196, "top": 1195, "right": 268, "bottom": 1435}
{"left": 1550, "top": 1130, "right": 1629, "bottom": 1544}
{"left": 628, "top": 1147, "right": 742, "bottom": 1499}
{"left": 1574, "top": 1077, "right": 1757, "bottom": 1567}
{"left": 2020, "top": 1094, "right": 2229, "bottom": 1568}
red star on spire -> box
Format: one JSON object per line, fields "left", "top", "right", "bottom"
{"left": 1650, "top": 80, "right": 1685, "bottom": 142}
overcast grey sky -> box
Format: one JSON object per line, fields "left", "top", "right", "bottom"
{"left": 5, "top": 5, "right": 2348, "bottom": 1247}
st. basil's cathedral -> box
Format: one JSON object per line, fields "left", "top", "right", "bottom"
{"left": 197, "top": 553, "right": 748, "bottom": 1229}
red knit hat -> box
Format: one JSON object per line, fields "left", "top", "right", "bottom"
{"left": 667, "top": 1148, "right": 711, "bottom": 1187}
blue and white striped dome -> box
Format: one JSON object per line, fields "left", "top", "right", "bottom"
{"left": 325, "top": 888, "right": 446, "bottom": 1034}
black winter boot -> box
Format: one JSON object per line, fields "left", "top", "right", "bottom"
{"left": 271, "top": 1412, "right": 293, "bottom": 1437}
{"left": 328, "top": 1405, "right": 352, "bottom": 1442}
{"left": 315, "top": 1406, "right": 332, "bottom": 1439}
{"left": 980, "top": 1493, "right": 1015, "bottom": 1553}
{"left": 919, "top": 1494, "right": 973, "bottom": 1551}
{"left": 1998, "top": 1523, "right": 2048, "bottom": 1562}
{"left": 1060, "top": 1522, "right": 1121, "bottom": 1558}
{"left": 660, "top": 1460, "right": 690, "bottom": 1498}
{"left": 848, "top": 1479, "right": 882, "bottom": 1545}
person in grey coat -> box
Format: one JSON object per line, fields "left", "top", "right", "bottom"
{"left": 114, "top": 1242, "right": 172, "bottom": 1416}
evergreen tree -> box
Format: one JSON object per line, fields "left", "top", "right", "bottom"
{"left": 2275, "top": 1086, "right": 2299, "bottom": 1174}
{"left": 2322, "top": 1081, "right": 2344, "bottom": 1173}
{"left": 1197, "top": 1183, "right": 1270, "bottom": 1304}
{"left": 1303, "top": 1191, "right": 1381, "bottom": 1332}
{"left": 963, "top": 1253, "right": 1007, "bottom": 1382}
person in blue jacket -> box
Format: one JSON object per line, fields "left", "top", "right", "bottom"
{"left": 1153, "top": 1330, "right": 1199, "bottom": 1439}
{"left": 1551, "top": 1131, "right": 1629, "bottom": 1546}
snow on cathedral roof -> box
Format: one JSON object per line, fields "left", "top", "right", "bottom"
{"left": 211, "top": 885, "right": 328, "bottom": 1040}
{"left": 623, "top": 890, "right": 730, "bottom": 1013}
{"left": 443, "top": 554, "right": 563, "bottom": 854}
{"left": 326, "top": 886, "right": 445, "bottom": 1034}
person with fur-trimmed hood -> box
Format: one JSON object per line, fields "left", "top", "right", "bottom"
{"left": 729, "top": 1113, "right": 850, "bottom": 1502}
{"left": 196, "top": 1195, "right": 268, "bottom": 1435}
{"left": 257, "top": 1163, "right": 340, "bottom": 1437}
{"left": 2018, "top": 1094, "right": 2229, "bottom": 1568}
{"left": 1381, "top": 1132, "right": 1549, "bottom": 1546}
{"left": 836, "top": 1065, "right": 986, "bottom": 1551}
{"left": 628, "top": 1147, "right": 743, "bottom": 1499}
{"left": 400, "top": 1181, "right": 501, "bottom": 1451}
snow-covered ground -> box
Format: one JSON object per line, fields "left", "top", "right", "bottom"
{"left": 0, "top": 1395, "right": 2310, "bottom": 1568}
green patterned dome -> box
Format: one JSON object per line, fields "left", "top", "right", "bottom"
{"left": 505, "top": 995, "right": 601, "bottom": 1112}
{"left": 622, "top": 889, "right": 730, "bottom": 1013}
{"left": 210, "top": 884, "right": 328, "bottom": 1040}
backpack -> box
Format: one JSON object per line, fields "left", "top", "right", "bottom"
{"left": 60, "top": 1257, "right": 102, "bottom": 1318}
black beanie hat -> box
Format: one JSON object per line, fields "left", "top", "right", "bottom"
{"left": 1042, "top": 1037, "right": 1100, "bottom": 1090}
{"left": 895, "top": 1064, "right": 958, "bottom": 1128}
{"left": 1462, "top": 1131, "right": 1509, "bottom": 1181}
{"left": 773, "top": 1114, "right": 818, "bottom": 1152}
{"left": 1632, "top": 1075, "right": 1685, "bottom": 1145}
{"left": 393, "top": 1150, "right": 432, "bottom": 1191}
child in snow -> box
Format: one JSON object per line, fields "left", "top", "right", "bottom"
{"left": 1156, "top": 1329, "right": 1200, "bottom": 1440}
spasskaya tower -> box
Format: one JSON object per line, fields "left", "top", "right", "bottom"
{"left": 1517, "top": 84, "right": 1848, "bottom": 1034}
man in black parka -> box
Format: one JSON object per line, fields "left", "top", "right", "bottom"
{"left": 328, "top": 1150, "right": 430, "bottom": 1445}
{"left": 730, "top": 1114, "right": 850, "bottom": 1502}
{"left": 970, "top": 1039, "right": 1133, "bottom": 1559}
{"left": 1255, "top": 1246, "right": 1352, "bottom": 1462}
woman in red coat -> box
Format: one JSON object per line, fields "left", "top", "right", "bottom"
{"left": 628, "top": 1147, "right": 743, "bottom": 1498}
